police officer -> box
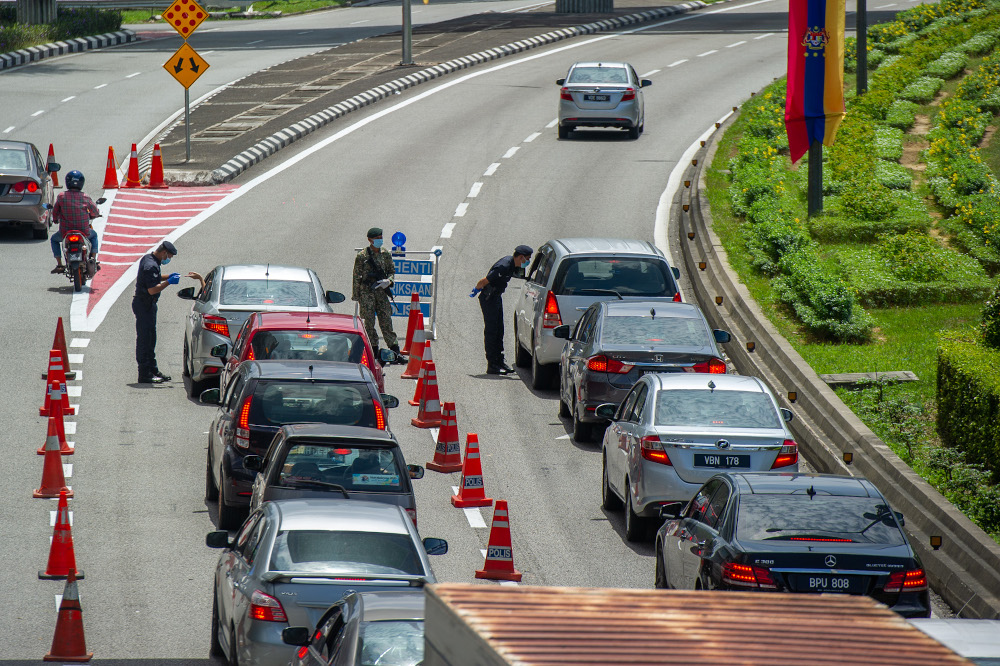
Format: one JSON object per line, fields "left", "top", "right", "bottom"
{"left": 475, "top": 245, "right": 533, "bottom": 375}
{"left": 352, "top": 228, "right": 400, "bottom": 359}
{"left": 133, "top": 241, "right": 180, "bottom": 384}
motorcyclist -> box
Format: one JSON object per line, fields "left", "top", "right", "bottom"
{"left": 51, "top": 170, "right": 100, "bottom": 274}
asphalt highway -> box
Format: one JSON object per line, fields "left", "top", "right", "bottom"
{"left": 0, "top": 0, "right": 950, "bottom": 661}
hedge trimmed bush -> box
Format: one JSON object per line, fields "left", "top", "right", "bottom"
{"left": 983, "top": 281, "right": 1000, "bottom": 348}
{"left": 774, "top": 250, "right": 873, "bottom": 342}
{"left": 900, "top": 76, "right": 946, "bottom": 102}
{"left": 885, "top": 100, "right": 920, "bottom": 129}
{"left": 956, "top": 32, "right": 997, "bottom": 55}
{"left": 875, "top": 126, "right": 904, "bottom": 161}
{"left": 938, "top": 335, "right": 1000, "bottom": 482}
{"left": 926, "top": 51, "right": 969, "bottom": 79}
{"left": 876, "top": 160, "right": 914, "bottom": 190}
{"left": 0, "top": 7, "right": 121, "bottom": 52}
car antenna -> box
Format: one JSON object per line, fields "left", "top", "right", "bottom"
{"left": 265, "top": 263, "right": 270, "bottom": 290}
{"left": 707, "top": 380, "right": 716, "bottom": 392}
{"left": 807, "top": 485, "right": 817, "bottom": 498}
{"left": 650, "top": 308, "right": 656, "bottom": 319}
{"left": 308, "top": 364, "right": 314, "bottom": 382}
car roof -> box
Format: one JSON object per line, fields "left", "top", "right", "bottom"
{"left": 649, "top": 373, "right": 766, "bottom": 393}
{"left": 220, "top": 265, "right": 314, "bottom": 281}
{"left": 601, "top": 301, "right": 701, "bottom": 317}
{"left": 548, "top": 238, "right": 664, "bottom": 258}
{"left": 731, "top": 473, "right": 877, "bottom": 498}
{"left": 271, "top": 498, "right": 410, "bottom": 534}
{"left": 356, "top": 590, "right": 425, "bottom": 622}
{"left": 253, "top": 311, "right": 362, "bottom": 332}
{"left": 0, "top": 140, "right": 33, "bottom": 151}
{"left": 571, "top": 61, "right": 629, "bottom": 69}
{"left": 279, "top": 423, "right": 395, "bottom": 443}
{"left": 247, "top": 359, "right": 367, "bottom": 380}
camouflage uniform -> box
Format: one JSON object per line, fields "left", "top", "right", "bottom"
{"left": 352, "top": 246, "right": 398, "bottom": 351}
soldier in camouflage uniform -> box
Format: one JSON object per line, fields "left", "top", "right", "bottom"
{"left": 352, "top": 227, "right": 401, "bottom": 357}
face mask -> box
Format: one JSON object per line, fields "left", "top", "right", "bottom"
{"left": 162, "top": 257, "right": 171, "bottom": 265}
{"left": 372, "top": 239, "right": 383, "bottom": 248}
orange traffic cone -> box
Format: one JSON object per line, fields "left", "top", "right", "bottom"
{"left": 35, "top": 427, "right": 73, "bottom": 499}
{"left": 408, "top": 341, "right": 433, "bottom": 406}
{"left": 123, "top": 142, "right": 141, "bottom": 188}
{"left": 40, "top": 490, "right": 83, "bottom": 580}
{"left": 400, "top": 329, "right": 427, "bottom": 379}
{"left": 427, "top": 402, "right": 462, "bottom": 473}
{"left": 401, "top": 292, "right": 423, "bottom": 355}
{"left": 102, "top": 146, "right": 118, "bottom": 189}
{"left": 451, "top": 433, "right": 493, "bottom": 508}
{"left": 411, "top": 360, "right": 442, "bottom": 428}
{"left": 43, "top": 571, "right": 92, "bottom": 662}
{"left": 43, "top": 318, "right": 76, "bottom": 380}
{"left": 476, "top": 500, "right": 523, "bottom": 581}
{"left": 47, "top": 144, "right": 61, "bottom": 188}
{"left": 41, "top": 359, "right": 75, "bottom": 417}
{"left": 37, "top": 404, "right": 74, "bottom": 456}
{"left": 146, "top": 143, "right": 168, "bottom": 189}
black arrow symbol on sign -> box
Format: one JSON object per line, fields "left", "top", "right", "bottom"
{"left": 173, "top": 57, "right": 184, "bottom": 73}
{"left": 189, "top": 58, "right": 200, "bottom": 73}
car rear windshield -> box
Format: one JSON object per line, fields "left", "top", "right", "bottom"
{"left": 356, "top": 621, "right": 424, "bottom": 666}
{"left": 250, "top": 381, "right": 375, "bottom": 428}
{"left": 251, "top": 331, "right": 365, "bottom": 363}
{"left": 655, "top": 389, "right": 780, "bottom": 428}
{"left": 567, "top": 66, "right": 629, "bottom": 84}
{"left": 278, "top": 444, "right": 403, "bottom": 491}
{"left": 220, "top": 279, "right": 317, "bottom": 307}
{"left": 270, "top": 530, "right": 423, "bottom": 575}
{"left": 0, "top": 147, "right": 29, "bottom": 171}
{"left": 553, "top": 258, "right": 674, "bottom": 297}
{"left": 602, "top": 315, "right": 710, "bottom": 347}
{"left": 736, "top": 496, "right": 906, "bottom": 545}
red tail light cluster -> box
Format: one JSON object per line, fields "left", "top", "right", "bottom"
{"left": 66, "top": 234, "right": 82, "bottom": 243}
{"left": 672, "top": 292, "right": 682, "bottom": 302}
{"left": 249, "top": 590, "right": 287, "bottom": 622}
{"left": 722, "top": 562, "right": 777, "bottom": 590}
{"left": 373, "top": 399, "right": 386, "bottom": 430}
{"left": 11, "top": 180, "right": 39, "bottom": 193}
{"left": 235, "top": 397, "right": 252, "bottom": 449}
{"left": 202, "top": 314, "right": 229, "bottom": 337}
{"left": 884, "top": 569, "right": 928, "bottom": 593}
{"left": 770, "top": 440, "right": 798, "bottom": 469}
{"left": 639, "top": 436, "right": 671, "bottom": 465}
{"left": 246, "top": 345, "right": 255, "bottom": 361}
{"left": 689, "top": 358, "right": 727, "bottom": 374}
{"left": 542, "top": 291, "right": 562, "bottom": 328}
{"left": 406, "top": 508, "right": 417, "bottom": 528}
{"left": 621, "top": 87, "right": 636, "bottom": 101}
{"left": 586, "top": 355, "right": 633, "bottom": 374}
{"left": 560, "top": 87, "right": 573, "bottom": 100}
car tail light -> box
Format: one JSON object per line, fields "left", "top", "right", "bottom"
{"left": 11, "top": 180, "right": 39, "bottom": 193}
{"left": 621, "top": 87, "right": 636, "bottom": 101}
{"left": 359, "top": 351, "right": 371, "bottom": 369}
{"left": 542, "top": 291, "right": 562, "bottom": 328}
{"left": 235, "top": 397, "right": 251, "bottom": 449}
{"left": 202, "top": 314, "right": 229, "bottom": 337}
{"left": 249, "top": 590, "right": 287, "bottom": 622}
{"left": 722, "top": 562, "right": 777, "bottom": 590}
{"left": 406, "top": 508, "right": 417, "bottom": 528}
{"left": 66, "top": 234, "right": 82, "bottom": 243}
{"left": 246, "top": 345, "right": 255, "bottom": 361}
{"left": 672, "top": 292, "right": 682, "bottom": 302}
{"left": 639, "top": 436, "right": 671, "bottom": 465}
{"left": 789, "top": 537, "right": 854, "bottom": 542}
{"left": 586, "top": 355, "right": 633, "bottom": 374}
{"left": 373, "top": 399, "right": 386, "bottom": 430}
{"left": 297, "top": 646, "right": 309, "bottom": 659}
{"left": 770, "top": 440, "right": 798, "bottom": 469}
{"left": 884, "top": 568, "right": 928, "bottom": 593}
{"left": 203, "top": 366, "right": 220, "bottom": 375}
{"left": 689, "top": 358, "right": 727, "bottom": 374}
{"left": 560, "top": 87, "right": 573, "bottom": 100}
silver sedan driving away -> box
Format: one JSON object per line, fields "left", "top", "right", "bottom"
{"left": 0, "top": 140, "right": 59, "bottom": 239}
{"left": 556, "top": 61, "right": 650, "bottom": 139}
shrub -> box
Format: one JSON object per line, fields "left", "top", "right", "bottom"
{"left": 885, "top": 33, "right": 919, "bottom": 54}
{"left": 983, "top": 281, "right": 1000, "bottom": 348}
{"left": 953, "top": 191, "right": 1000, "bottom": 248}
{"left": 885, "top": 100, "right": 920, "bottom": 129}
{"left": 0, "top": 23, "right": 48, "bottom": 52}
{"left": 900, "top": 76, "right": 946, "bottom": 102}
{"left": 926, "top": 51, "right": 969, "bottom": 79}
{"left": 876, "top": 160, "right": 913, "bottom": 190}
{"left": 774, "top": 250, "right": 872, "bottom": 342}
{"left": 956, "top": 32, "right": 997, "bottom": 55}
{"left": 839, "top": 179, "right": 899, "bottom": 221}
{"left": 743, "top": 200, "right": 812, "bottom": 276}
{"left": 869, "top": 48, "right": 887, "bottom": 68}
{"left": 875, "top": 126, "right": 904, "bottom": 161}
{"left": 0, "top": 7, "right": 121, "bottom": 51}
{"left": 879, "top": 54, "right": 905, "bottom": 70}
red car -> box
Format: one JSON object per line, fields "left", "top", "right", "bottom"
{"left": 215, "top": 311, "right": 385, "bottom": 393}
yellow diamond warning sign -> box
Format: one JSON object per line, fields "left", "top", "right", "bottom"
{"left": 163, "top": 0, "right": 207, "bottom": 38}
{"left": 164, "top": 42, "right": 210, "bottom": 89}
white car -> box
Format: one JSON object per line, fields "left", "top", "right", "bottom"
{"left": 556, "top": 61, "right": 650, "bottom": 139}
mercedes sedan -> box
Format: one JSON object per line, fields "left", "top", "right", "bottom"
{"left": 556, "top": 61, "right": 651, "bottom": 139}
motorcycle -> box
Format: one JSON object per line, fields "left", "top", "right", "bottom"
{"left": 49, "top": 197, "right": 106, "bottom": 292}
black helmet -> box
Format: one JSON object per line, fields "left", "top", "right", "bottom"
{"left": 65, "top": 170, "right": 85, "bottom": 191}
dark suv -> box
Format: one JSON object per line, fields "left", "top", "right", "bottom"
{"left": 202, "top": 360, "right": 399, "bottom": 529}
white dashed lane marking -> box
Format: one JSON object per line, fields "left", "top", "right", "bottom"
{"left": 502, "top": 146, "right": 519, "bottom": 158}
{"left": 69, "top": 339, "right": 90, "bottom": 348}
{"left": 468, "top": 182, "right": 483, "bottom": 198}
{"left": 524, "top": 132, "right": 541, "bottom": 143}
{"left": 67, "top": 386, "right": 82, "bottom": 397}
{"left": 755, "top": 32, "right": 774, "bottom": 39}
{"left": 50, "top": 511, "right": 73, "bottom": 527}
{"left": 126, "top": 72, "right": 141, "bottom": 78}
{"left": 726, "top": 40, "right": 747, "bottom": 48}
{"left": 451, "top": 486, "right": 487, "bottom": 528}
{"left": 641, "top": 69, "right": 660, "bottom": 77}
{"left": 545, "top": 118, "right": 558, "bottom": 128}
{"left": 68, "top": 354, "right": 84, "bottom": 364}
{"left": 61, "top": 96, "right": 75, "bottom": 103}
{"left": 697, "top": 50, "right": 718, "bottom": 57}
{"left": 440, "top": 222, "right": 456, "bottom": 238}
{"left": 94, "top": 83, "right": 107, "bottom": 89}
{"left": 483, "top": 163, "right": 500, "bottom": 176}
{"left": 668, "top": 59, "right": 688, "bottom": 67}
{"left": 32, "top": 110, "right": 44, "bottom": 117}
{"left": 3, "top": 126, "right": 14, "bottom": 133}
{"left": 63, "top": 464, "right": 72, "bottom": 478}
{"left": 64, "top": 422, "right": 77, "bottom": 435}
{"left": 454, "top": 203, "right": 468, "bottom": 217}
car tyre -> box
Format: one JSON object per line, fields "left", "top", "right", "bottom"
{"left": 654, "top": 550, "right": 669, "bottom": 589}
{"left": 217, "top": 470, "right": 242, "bottom": 531}
{"left": 210, "top": 592, "right": 225, "bottom": 657}
{"left": 601, "top": 455, "right": 622, "bottom": 511}
{"left": 572, "top": 398, "right": 593, "bottom": 443}
{"left": 228, "top": 626, "right": 239, "bottom": 666}
{"left": 558, "top": 124, "right": 571, "bottom": 139}
{"left": 513, "top": 321, "right": 530, "bottom": 368}
{"left": 205, "top": 450, "right": 219, "bottom": 502}
{"left": 182, "top": 339, "right": 191, "bottom": 377}
{"left": 558, "top": 393, "right": 571, "bottom": 419}
{"left": 531, "top": 343, "right": 555, "bottom": 391}
{"left": 628, "top": 125, "right": 640, "bottom": 140}
{"left": 625, "top": 488, "right": 647, "bottom": 542}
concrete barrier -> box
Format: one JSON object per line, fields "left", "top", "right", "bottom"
{"left": 556, "top": 0, "right": 614, "bottom": 13}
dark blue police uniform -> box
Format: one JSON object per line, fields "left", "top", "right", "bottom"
{"left": 479, "top": 245, "right": 532, "bottom": 372}
{"left": 133, "top": 252, "right": 163, "bottom": 381}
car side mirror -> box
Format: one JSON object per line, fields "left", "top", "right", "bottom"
{"left": 94, "top": 197, "right": 106, "bottom": 205}
{"left": 641, "top": 79, "right": 652, "bottom": 88}
{"left": 659, "top": 502, "right": 684, "bottom": 519}
{"left": 379, "top": 348, "right": 398, "bottom": 365}
{"left": 199, "top": 388, "right": 221, "bottom": 405}
{"left": 513, "top": 266, "right": 526, "bottom": 279}
{"left": 210, "top": 343, "right": 229, "bottom": 359}
{"left": 894, "top": 511, "right": 905, "bottom": 526}
{"left": 281, "top": 626, "right": 311, "bottom": 647}
{"left": 177, "top": 286, "right": 196, "bottom": 300}
{"left": 243, "top": 455, "right": 262, "bottom": 472}
{"left": 407, "top": 464, "right": 424, "bottom": 480}
{"left": 380, "top": 394, "right": 399, "bottom": 409}
{"left": 556, "top": 78, "right": 565, "bottom": 85}
{"left": 553, "top": 325, "right": 570, "bottom": 339}
{"left": 713, "top": 330, "right": 731, "bottom": 344}
{"left": 326, "top": 290, "right": 346, "bottom": 304}
{"left": 423, "top": 537, "right": 448, "bottom": 555}
{"left": 49, "top": 162, "right": 61, "bottom": 172}
{"left": 780, "top": 408, "right": 794, "bottom": 423}
{"left": 671, "top": 266, "right": 680, "bottom": 279}
{"left": 206, "top": 531, "right": 233, "bottom": 548}
{"left": 595, "top": 403, "right": 617, "bottom": 420}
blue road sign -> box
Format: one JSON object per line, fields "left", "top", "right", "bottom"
{"left": 393, "top": 258, "right": 434, "bottom": 276}
{"left": 391, "top": 301, "right": 430, "bottom": 317}
{"left": 391, "top": 281, "right": 433, "bottom": 297}
{"left": 392, "top": 231, "right": 406, "bottom": 247}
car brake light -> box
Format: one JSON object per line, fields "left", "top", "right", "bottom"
{"left": 297, "top": 646, "right": 309, "bottom": 659}
{"left": 789, "top": 537, "right": 854, "bottom": 542}
{"left": 246, "top": 345, "right": 255, "bottom": 361}
{"left": 771, "top": 440, "right": 798, "bottom": 469}
{"left": 586, "top": 355, "right": 633, "bottom": 374}
{"left": 203, "top": 366, "right": 220, "bottom": 375}
{"left": 66, "top": 234, "right": 82, "bottom": 243}
{"left": 621, "top": 87, "right": 636, "bottom": 101}
{"left": 406, "top": 508, "right": 417, "bottom": 528}
{"left": 202, "top": 314, "right": 229, "bottom": 337}
{"left": 542, "top": 291, "right": 562, "bottom": 328}
{"left": 373, "top": 399, "right": 386, "bottom": 430}
{"left": 235, "top": 397, "right": 251, "bottom": 449}
{"left": 884, "top": 569, "right": 928, "bottom": 593}
{"left": 560, "top": 87, "right": 573, "bottom": 100}
{"left": 639, "top": 436, "right": 671, "bottom": 465}
{"left": 359, "top": 351, "right": 370, "bottom": 369}
{"left": 722, "top": 562, "right": 777, "bottom": 590}
{"left": 689, "top": 358, "right": 727, "bottom": 374}
{"left": 673, "top": 292, "right": 682, "bottom": 302}
{"left": 249, "top": 590, "right": 287, "bottom": 622}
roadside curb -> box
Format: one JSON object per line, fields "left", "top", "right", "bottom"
{"left": 0, "top": 29, "right": 138, "bottom": 72}
{"left": 174, "top": 2, "right": 706, "bottom": 184}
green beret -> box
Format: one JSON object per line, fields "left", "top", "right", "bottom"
{"left": 367, "top": 227, "right": 383, "bottom": 238}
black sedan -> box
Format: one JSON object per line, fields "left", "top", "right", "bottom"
{"left": 654, "top": 472, "right": 931, "bottom": 618}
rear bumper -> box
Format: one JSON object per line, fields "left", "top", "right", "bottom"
{"left": 633, "top": 465, "right": 701, "bottom": 515}
{"left": 191, "top": 328, "right": 231, "bottom": 382}
{"left": 578, "top": 379, "right": 629, "bottom": 422}
{"left": 0, "top": 197, "right": 46, "bottom": 228}
{"left": 243, "top": 620, "right": 287, "bottom": 666}
{"left": 558, "top": 100, "right": 640, "bottom": 128}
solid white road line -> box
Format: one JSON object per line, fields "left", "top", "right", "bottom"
{"left": 454, "top": 203, "right": 469, "bottom": 217}
{"left": 524, "top": 132, "right": 541, "bottom": 142}
{"left": 440, "top": 222, "right": 457, "bottom": 238}
{"left": 69, "top": 338, "right": 89, "bottom": 347}
{"left": 697, "top": 49, "right": 718, "bottom": 57}
{"left": 726, "top": 40, "right": 747, "bottom": 48}
{"left": 546, "top": 118, "right": 558, "bottom": 128}
{"left": 755, "top": 32, "right": 774, "bottom": 39}
{"left": 484, "top": 163, "right": 500, "bottom": 176}
{"left": 668, "top": 59, "right": 688, "bottom": 67}
{"left": 502, "top": 146, "right": 519, "bottom": 158}
{"left": 32, "top": 110, "right": 45, "bottom": 116}
{"left": 468, "top": 182, "right": 483, "bottom": 198}
{"left": 641, "top": 68, "right": 661, "bottom": 77}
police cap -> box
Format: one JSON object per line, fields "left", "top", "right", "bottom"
{"left": 159, "top": 241, "right": 177, "bottom": 256}
{"left": 367, "top": 227, "right": 383, "bottom": 239}
{"left": 514, "top": 244, "right": 533, "bottom": 258}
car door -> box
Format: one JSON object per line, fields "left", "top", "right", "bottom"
{"left": 629, "top": 64, "right": 644, "bottom": 124}
{"left": 623, "top": 382, "right": 650, "bottom": 501}
{"left": 214, "top": 370, "right": 249, "bottom": 483}
{"left": 250, "top": 431, "right": 285, "bottom": 511}
{"left": 608, "top": 385, "right": 641, "bottom": 496}
{"left": 677, "top": 479, "right": 727, "bottom": 588}
{"left": 516, "top": 247, "right": 547, "bottom": 349}
{"left": 222, "top": 317, "right": 253, "bottom": 392}
{"left": 189, "top": 267, "right": 218, "bottom": 351}
{"left": 564, "top": 307, "right": 595, "bottom": 404}
{"left": 232, "top": 513, "right": 270, "bottom": 647}
{"left": 218, "top": 511, "right": 263, "bottom": 637}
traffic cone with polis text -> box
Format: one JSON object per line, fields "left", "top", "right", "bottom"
{"left": 400, "top": 329, "right": 427, "bottom": 379}
{"left": 145, "top": 143, "right": 168, "bottom": 189}
{"left": 401, "top": 292, "right": 423, "bottom": 354}
{"left": 427, "top": 402, "right": 462, "bottom": 473}
{"left": 35, "top": 427, "right": 73, "bottom": 499}
{"left": 39, "top": 490, "right": 84, "bottom": 580}
{"left": 475, "top": 500, "right": 523, "bottom": 581}
{"left": 450, "top": 433, "right": 493, "bottom": 508}
{"left": 411, "top": 360, "right": 442, "bottom": 428}
{"left": 43, "top": 318, "right": 76, "bottom": 380}
{"left": 408, "top": 341, "right": 433, "bottom": 406}
{"left": 102, "top": 146, "right": 118, "bottom": 189}
{"left": 123, "top": 143, "right": 141, "bottom": 188}
{"left": 47, "top": 144, "right": 61, "bottom": 188}
{"left": 43, "top": 570, "right": 92, "bottom": 662}
{"left": 40, "top": 366, "right": 75, "bottom": 417}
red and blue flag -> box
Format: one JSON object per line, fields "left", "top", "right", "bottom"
{"left": 785, "top": 0, "right": 846, "bottom": 163}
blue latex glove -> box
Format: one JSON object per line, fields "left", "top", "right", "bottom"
{"left": 168, "top": 272, "right": 181, "bottom": 285}
{"left": 469, "top": 287, "right": 481, "bottom": 298}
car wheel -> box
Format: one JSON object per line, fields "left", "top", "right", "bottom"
{"left": 32, "top": 225, "right": 48, "bottom": 240}
{"left": 558, "top": 394, "right": 571, "bottom": 418}
{"left": 628, "top": 125, "right": 640, "bottom": 140}
{"left": 531, "top": 344, "right": 555, "bottom": 391}
{"left": 182, "top": 339, "right": 191, "bottom": 378}
{"left": 217, "top": 470, "right": 242, "bottom": 531}
{"left": 205, "top": 448, "right": 219, "bottom": 502}
{"left": 654, "top": 550, "right": 669, "bottom": 589}
{"left": 572, "top": 399, "right": 593, "bottom": 443}
{"left": 601, "top": 455, "right": 622, "bottom": 511}
{"left": 558, "top": 124, "right": 571, "bottom": 139}
{"left": 210, "top": 593, "right": 225, "bottom": 657}
{"left": 625, "top": 487, "right": 647, "bottom": 542}
{"left": 513, "top": 321, "right": 530, "bottom": 368}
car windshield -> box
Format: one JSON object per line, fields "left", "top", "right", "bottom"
{"left": 736, "top": 496, "right": 906, "bottom": 545}
{"left": 250, "top": 381, "right": 376, "bottom": 428}
{"left": 251, "top": 331, "right": 365, "bottom": 363}
{"left": 0, "top": 147, "right": 30, "bottom": 170}
{"left": 277, "top": 444, "right": 403, "bottom": 491}
{"left": 553, "top": 258, "right": 674, "bottom": 297}
{"left": 654, "top": 389, "right": 780, "bottom": 428}
{"left": 567, "top": 66, "right": 629, "bottom": 84}
{"left": 602, "top": 315, "right": 710, "bottom": 347}
{"left": 356, "top": 620, "right": 424, "bottom": 666}
{"left": 270, "top": 531, "right": 424, "bottom": 575}
{"left": 220, "top": 279, "right": 317, "bottom": 307}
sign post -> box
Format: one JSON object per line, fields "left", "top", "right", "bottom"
{"left": 161, "top": 0, "right": 209, "bottom": 162}
{"left": 355, "top": 238, "right": 442, "bottom": 339}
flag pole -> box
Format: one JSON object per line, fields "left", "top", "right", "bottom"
{"left": 857, "top": 0, "right": 868, "bottom": 94}
{"left": 808, "top": 140, "right": 823, "bottom": 216}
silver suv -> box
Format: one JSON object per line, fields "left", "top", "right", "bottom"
{"left": 513, "top": 238, "right": 681, "bottom": 390}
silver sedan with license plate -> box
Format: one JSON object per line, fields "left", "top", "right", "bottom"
{"left": 556, "top": 61, "right": 651, "bottom": 140}
{"left": 598, "top": 373, "right": 798, "bottom": 542}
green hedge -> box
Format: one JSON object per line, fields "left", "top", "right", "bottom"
{"left": 885, "top": 100, "right": 920, "bottom": 129}
{"left": 926, "top": 51, "right": 969, "bottom": 79}
{"left": 0, "top": 8, "right": 122, "bottom": 52}
{"left": 938, "top": 336, "right": 1000, "bottom": 482}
